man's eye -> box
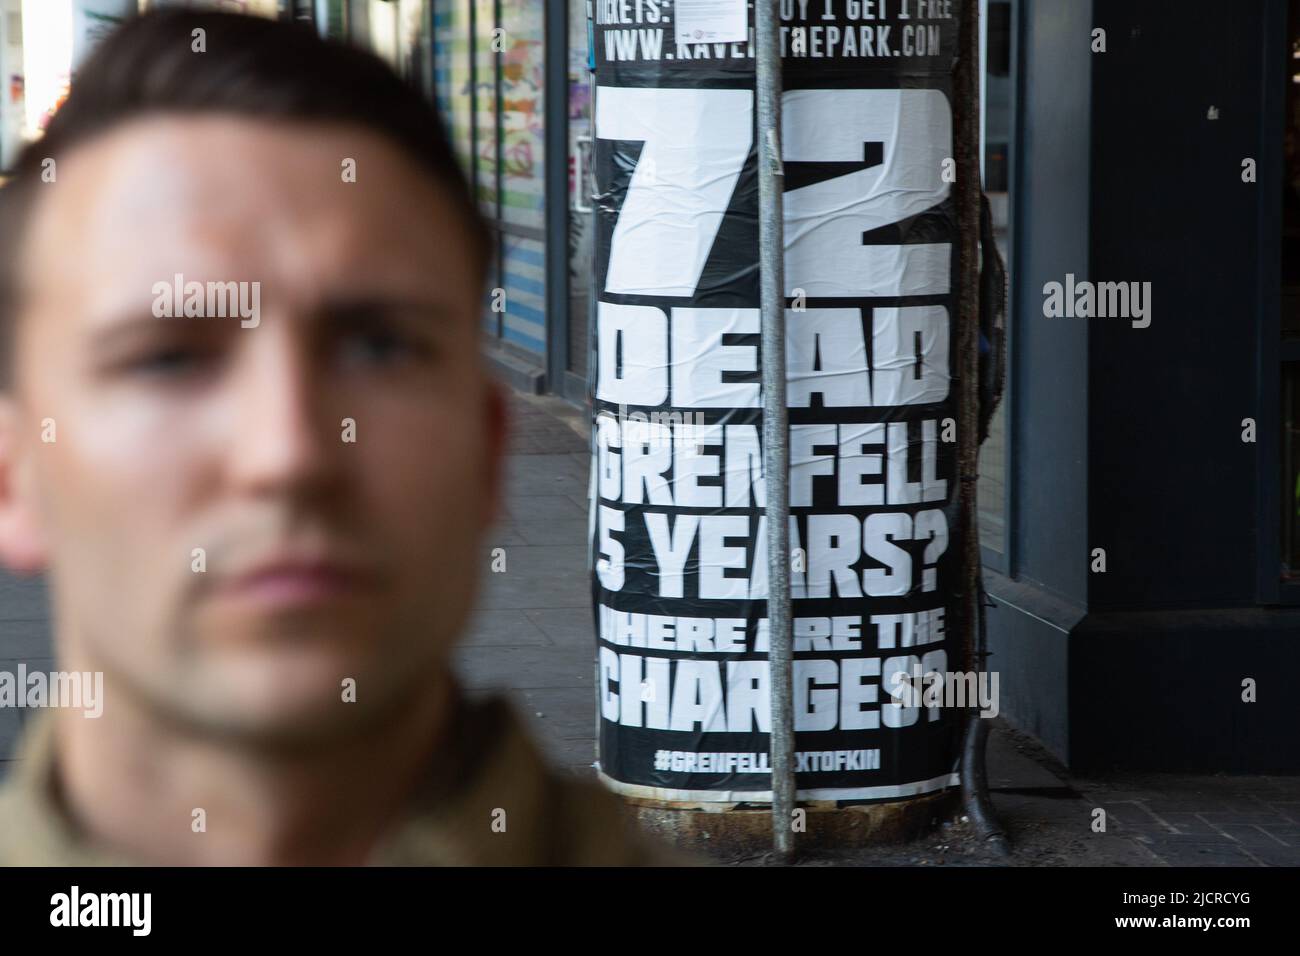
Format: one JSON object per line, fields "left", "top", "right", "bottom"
{"left": 339, "top": 329, "right": 430, "bottom": 367}
{"left": 126, "top": 347, "right": 210, "bottom": 377}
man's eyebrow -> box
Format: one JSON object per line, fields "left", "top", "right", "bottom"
{"left": 86, "top": 313, "right": 228, "bottom": 353}
{"left": 315, "top": 295, "right": 458, "bottom": 324}
{"left": 86, "top": 296, "right": 455, "bottom": 336}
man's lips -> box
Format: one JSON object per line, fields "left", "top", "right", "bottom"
{"left": 215, "top": 557, "right": 379, "bottom": 608}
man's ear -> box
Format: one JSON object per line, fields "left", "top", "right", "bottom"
{"left": 480, "top": 378, "right": 509, "bottom": 530}
{"left": 0, "top": 397, "right": 49, "bottom": 575}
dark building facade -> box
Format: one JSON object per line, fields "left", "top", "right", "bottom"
{"left": 987, "top": 0, "right": 1300, "bottom": 772}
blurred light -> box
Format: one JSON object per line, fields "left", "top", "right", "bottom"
{"left": 21, "top": 0, "right": 73, "bottom": 142}
{"left": 369, "top": 0, "right": 399, "bottom": 67}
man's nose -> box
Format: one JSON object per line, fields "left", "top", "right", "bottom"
{"left": 225, "top": 327, "right": 341, "bottom": 498}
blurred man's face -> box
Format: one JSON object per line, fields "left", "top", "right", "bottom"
{"left": 0, "top": 117, "right": 503, "bottom": 744}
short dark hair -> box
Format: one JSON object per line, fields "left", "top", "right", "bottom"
{"left": 0, "top": 9, "right": 491, "bottom": 386}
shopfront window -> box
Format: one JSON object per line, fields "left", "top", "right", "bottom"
{"left": 433, "top": 0, "right": 473, "bottom": 175}
{"left": 432, "top": 0, "right": 547, "bottom": 359}
{"left": 0, "top": 1, "right": 25, "bottom": 173}
{"left": 495, "top": 0, "right": 546, "bottom": 355}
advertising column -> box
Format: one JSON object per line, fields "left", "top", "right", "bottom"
{"left": 590, "top": 0, "right": 964, "bottom": 811}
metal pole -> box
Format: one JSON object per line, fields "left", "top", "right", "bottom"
{"left": 755, "top": 0, "right": 794, "bottom": 862}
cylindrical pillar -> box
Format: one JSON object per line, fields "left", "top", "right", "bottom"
{"left": 590, "top": 0, "right": 967, "bottom": 855}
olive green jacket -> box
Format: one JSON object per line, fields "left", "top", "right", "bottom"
{"left": 0, "top": 694, "right": 694, "bottom": 867}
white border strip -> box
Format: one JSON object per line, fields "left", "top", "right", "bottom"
{"left": 597, "top": 769, "right": 961, "bottom": 804}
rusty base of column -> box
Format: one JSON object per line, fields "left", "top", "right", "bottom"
{"left": 623, "top": 789, "right": 961, "bottom": 860}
